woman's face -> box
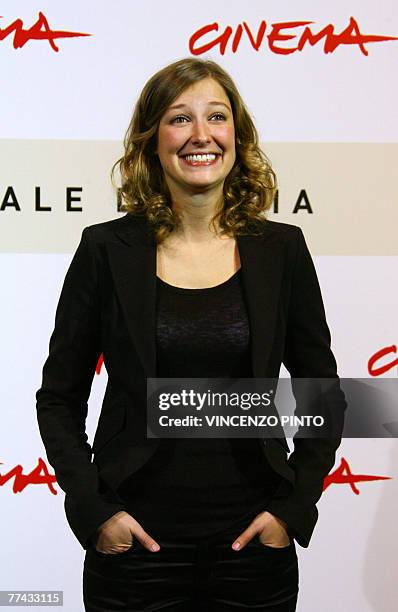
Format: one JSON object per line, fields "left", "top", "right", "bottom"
{"left": 156, "top": 77, "right": 236, "bottom": 198}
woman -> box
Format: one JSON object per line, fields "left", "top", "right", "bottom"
{"left": 36, "top": 57, "right": 346, "bottom": 611}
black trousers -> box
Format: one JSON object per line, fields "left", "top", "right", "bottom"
{"left": 83, "top": 520, "right": 299, "bottom": 611}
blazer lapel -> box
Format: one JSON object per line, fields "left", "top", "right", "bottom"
{"left": 107, "top": 215, "right": 158, "bottom": 378}
{"left": 106, "top": 215, "right": 284, "bottom": 379}
{"left": 237, "top": 231, "right": 284, "bottom": 377}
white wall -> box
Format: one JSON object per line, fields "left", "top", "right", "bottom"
{"left": 1, "top": 1, "right": 397, "bottom": 610}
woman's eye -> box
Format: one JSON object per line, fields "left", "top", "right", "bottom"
{"left": 171, "top": 115, "right": 189, "bottom": 124}
{"left": 210, "top": 113, "right": 226, "bottom": 121}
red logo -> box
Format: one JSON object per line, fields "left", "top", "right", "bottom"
{"left": 189, "top": 16, "right": 398, "bottom": 57}
{"left": 96, "top": 353, "right": 104, "bottom": 375}
{"left": 323, "top": 457, "right": 391, "bottom": 494}
{"left": 0, "top": 458, "right": 57, "bottom": 494}
{"left": 0, "top": 11, "right": 90, "bottom": 51}
{"left": 368, "top": 345, "right": 398, "bottom": 376}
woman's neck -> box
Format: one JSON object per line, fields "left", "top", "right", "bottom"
{"left": 167, "top": 186, "right": 226, "bottom": 245}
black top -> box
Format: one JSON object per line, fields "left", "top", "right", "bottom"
{"left": 118, "top": 269, "right": 281, "bottom": 540}
{"left": 155, "top": 269, "right": 253, "bottom": 378}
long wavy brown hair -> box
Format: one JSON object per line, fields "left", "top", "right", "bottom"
{"left": 111, "top": 57, "right": 276, "bottom": 244}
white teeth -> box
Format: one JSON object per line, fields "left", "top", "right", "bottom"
{"left": 183, "top": 154, "right": 217, "bottom": 163}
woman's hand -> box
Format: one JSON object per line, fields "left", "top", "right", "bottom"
{"left": 93, "top": 511, "right": 161, "bottom": 554}
{"left": 231, "top": 511, "right": 291, "bottom": 551}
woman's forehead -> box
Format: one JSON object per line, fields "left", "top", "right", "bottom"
{"left": 166, "top": 78, "right": 230, "bottom": 109}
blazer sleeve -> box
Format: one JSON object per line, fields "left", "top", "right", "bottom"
{"left": 36, "top": 227, "right": 126, "bottom": 550}
{"left": 266, "top": 226, "right": 347, "bottom": 548}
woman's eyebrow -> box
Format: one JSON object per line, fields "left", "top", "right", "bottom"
{"left": 166, "top": 101, "right": 231, "bottom": 111}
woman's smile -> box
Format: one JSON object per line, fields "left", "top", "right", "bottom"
{"left": 179, "top": 153, "right": 222, "bottom": 167}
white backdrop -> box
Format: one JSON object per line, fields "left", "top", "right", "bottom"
{"left": 1, "top": 1, "right": 397, "bottom": 610}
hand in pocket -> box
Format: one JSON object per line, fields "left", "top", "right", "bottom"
{"left": 231, "top": 510, "right": 291, "bottom": 551}
{"left": 93, "top": 511, "right": 161, "bottom": 555}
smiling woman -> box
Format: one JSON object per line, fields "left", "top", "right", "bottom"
{"left": 36, "top": 56, "right": 346, "bottom": 612}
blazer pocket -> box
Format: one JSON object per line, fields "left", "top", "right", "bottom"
{"left": 92, "top": 403, "right": 127, "bottom": 455}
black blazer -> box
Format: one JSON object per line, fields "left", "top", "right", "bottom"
{"left": 36, "top": 213, "right": 346, "bottom": 550}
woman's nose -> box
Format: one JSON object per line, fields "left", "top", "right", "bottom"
{"left": 190, "top": 120, "right": 211, "bottom": 146}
